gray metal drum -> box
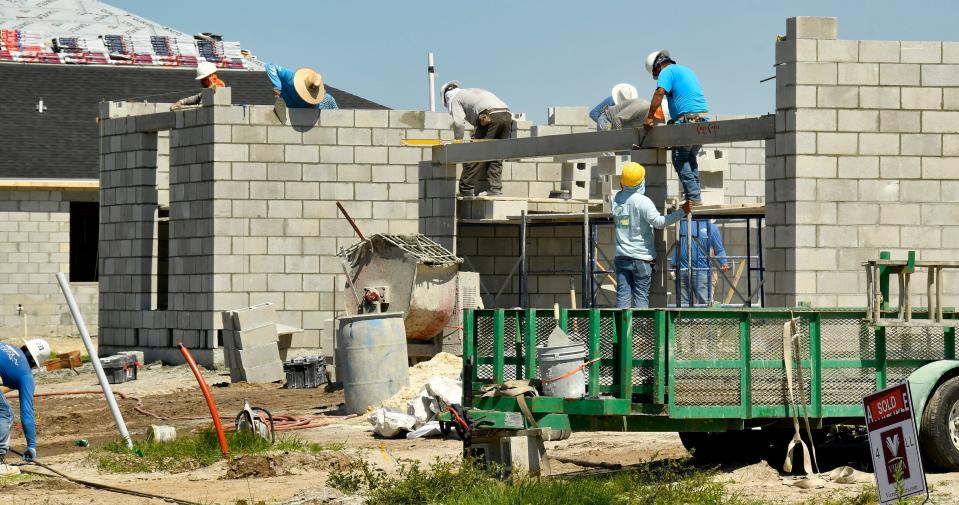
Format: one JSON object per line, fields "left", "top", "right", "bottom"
{"left": 336, "top": 312, "right": 410, "bottom": 414}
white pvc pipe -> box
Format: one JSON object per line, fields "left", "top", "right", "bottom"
{"left": 55, "top": 272, "right": 133, "bottom": 449}
{"left": 428, "top": 52, "right": 436, "bottom": 112}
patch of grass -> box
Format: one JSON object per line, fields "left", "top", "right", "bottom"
{"left": 0, "top": 472, "right": 44, "bottom": 487}
{"left": 96, "top": 429, "right": 337, "bottom": 473}
{"left": 329, "top": 456, "right": 765, "bottom": 505}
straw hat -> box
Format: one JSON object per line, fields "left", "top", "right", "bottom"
{"left": 293, "top": 67, "right": 326, "bottom": 105}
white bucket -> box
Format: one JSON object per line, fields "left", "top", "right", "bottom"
{"left": 147, "top": 424, "right": 177, "bottom": 443}
{"left": 537, "top": 343, "right": 587, "bottom": 398}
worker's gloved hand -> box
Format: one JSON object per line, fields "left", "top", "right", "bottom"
{"left": 22, "top": 447, "right": 36, "bottom": 462}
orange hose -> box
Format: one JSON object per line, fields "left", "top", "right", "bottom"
{"left": 178, "top": 343, "right": 230, "bottom": 460}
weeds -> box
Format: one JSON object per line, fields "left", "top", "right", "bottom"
{"left": 96, "top": 429, "right": 337, "bottom": 473}
{"left": 329, "top": 456, "right": 766, "bottom": 505}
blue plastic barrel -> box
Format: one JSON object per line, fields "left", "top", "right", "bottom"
{"left": 336, "top": 312, "right": 409, "bottom": 414}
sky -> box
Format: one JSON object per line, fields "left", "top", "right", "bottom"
{"left": 109, "top": 0, "right": 958, "bottom": 123}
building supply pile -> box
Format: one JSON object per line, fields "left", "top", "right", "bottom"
{"left": 283, "top": 356, "right": 328, "bottom": 389}
{"left": 369, "top": 352, "right": 463, "bottom": 438}
{"left": 222, "top": 303, "right": 285, "bottom": 384}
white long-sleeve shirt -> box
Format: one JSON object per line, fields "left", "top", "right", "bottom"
{"left": 447, "top": 88, "right": 509, "bottom": 139}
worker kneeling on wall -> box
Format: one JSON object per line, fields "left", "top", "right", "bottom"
{"left": 0, "top": 338, "right": 49, "bottom": 475}
{"left": 267, "top": 63, "right": 338, "bottom": 109}
{"left": 613, "top": 163, "right": 689, "bottom": 308}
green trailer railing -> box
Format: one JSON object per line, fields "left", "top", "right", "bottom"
{"left": 462, "top": 307, "right": 956, "bottom": 432}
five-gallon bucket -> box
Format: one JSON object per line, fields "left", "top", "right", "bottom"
{"left": 537, "top": 343, "right": 587, "bottom": 398}
{"left": 336, "top": 312, "right": 409, "bottom": 414}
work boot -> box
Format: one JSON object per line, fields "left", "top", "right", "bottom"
{"left": 686, "top": 198, "right": 703, "bottom": 207}
{"left": 0, "top": 455, "right": 20, "bottom": 477}
{"left": 459, "top": 188, "right": 475, "bottom": 197}
{"left": 481, "top": 189, "right": 502, "bottom": 197}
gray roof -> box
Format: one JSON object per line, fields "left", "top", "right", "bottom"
{"left": 0, "top": 0, "right": 190, "bottom": 38}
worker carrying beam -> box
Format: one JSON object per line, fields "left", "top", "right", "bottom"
{"left": 0, "top": 338, "right": 50, "bottom": 475}
{"left": 643, "top": 49, "right": 709, "bottom": 206}
{"left": 613, "top": 162, "right": 691, "bottom": 309}
{"left": 267, "top": 63, "right": 338, "bottom": 109}
{"left": 171, "top": 61, "right": 225, "bottom": 110}
{"left": 441, "top": 80, "right": 511, "bottom": 197}
{"left": 590, "top": 83, "right": 666, "bottom": 131}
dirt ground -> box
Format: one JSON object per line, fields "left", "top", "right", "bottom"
{"left": 2, "top": 338, "right": 959, "bottom": 504}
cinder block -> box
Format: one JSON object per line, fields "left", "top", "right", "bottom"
{"left": 818, "top": 40, "right": 858, "bottom": 62}
{"left": 838, "top": 63, "right": 879, "bottom": 85}
{"left": 921, "top": 111, "right": 959, "bottom": 133}
{"left": 902, "top": 88, "right": 942, "bottom": 110}
{"left": 319, "top": 145, "right": 354, "bottom": 163}
{"left": 231, "top": 302, "right": 276, "bottom": 330}
{"left": 232, "top": 360, "right": 284, "bottom": 383}
{"left": 860, "top": 87, "right": 900, "bottom": 109}
{"left": 816, "top": 132, "right": 858, "bottom": 154}
{"left": 337, "top": 128, "right": 372, "bottom": 146}
{"left": 817, "top": 86, "right": 858, "bottom": 108}
{"left": 921, "top": 64, "right": 959, "bottom": 87}
{"left": 285, "top": 145, "right": 319, "bottom": 163}
{"left": 859, "top": 133, "right": 899, "bottom": 155}
{"left": 531, "top": 125, "right": 572, "bottom": 136}
{"left": 775, "top": 38, "right": 817, "bottom": 65}
{"left": 388, "top": 110, "right": 424, "bottom": 129}
{"left": 837, "top": 110, "right": 878, "bottom": 132}
{"left": 786, "top": 16, "right": 837, "bottom": 40}
{"left": 319, "top": 109, "right": 355, "bottom": 127}
{"left": 859, "top": 40, "right": 900, "bottom": 63}
{"left": 879, "top": 63, "right": 920, "bottom": 86}
{"left": 461, "top": 198, "right": 528, "bottom": 220}
{"left": 547, "top": 107, "right": 591, "bottom": 126}
{"left": 235, "top": 342, "right": 281, "bottom": 369}
{"left": 229, "top": 323, "right": 279, "bottom": 349}
{"left": 794, "top": 62, "right": 837, "bottom": 85}
{"left": 353, "top": 110, "right": 389, "bottom": 128}
{"left": 901, "top": 41, "right": 942, "bottom": 64}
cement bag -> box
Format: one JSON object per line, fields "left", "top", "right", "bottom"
{"left": 368, "top": 408, "right": 416, "bottom": 438}
{"left": 406, "top": 421, "right": 443, "bottom": 439}
{"left": 425, "top": 377, "right": 462, "bottom": 408}
{"left": 407, "top": 388, "right": 435, "bottom": 427}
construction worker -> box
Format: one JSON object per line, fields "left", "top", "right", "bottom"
{"left": 613, "top": 162, "right": 690, "bottom": 308}
{"left": 172, "top": 61, "right": 226, "bottom": 110}
{"left": 0, "top": 339, "right": 50, "bottom": 475}
{"left": 441, "top": 80, "right": 511, "bottom": 197}
{"left": 590, "top": 83, "right": 638, "bottom": 131}
{"left": 267, "top": 63, "right": 337, "bottom": 109}
{"left": 643, "top": 49, "right": 709, "bottom": 206}
{"left": 672, "top": 219, "right": 730, "bottom": 306}
{"left": 591, "top": 83, "right": 667, "bottom": 131}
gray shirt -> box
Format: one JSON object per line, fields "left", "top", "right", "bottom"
{"left": 448, "top": 88, "right": 509, "bottom": 139}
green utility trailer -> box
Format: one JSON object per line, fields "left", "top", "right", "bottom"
{"left": 452, "top": 306, "right": 959, "bottom": 470}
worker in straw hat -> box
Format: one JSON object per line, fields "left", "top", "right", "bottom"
{"left": 266, "top": 62, "right": 338, "bottom": 109}
{"left": 441, "top": 80, "right": 511, "bottom": 197}
{"left": 643, "top": 49, "right": 709, "bottom": 206}
{"left": 172, "top": 61, "right": 226, "bottom": 110}
{"left": 0, "top": 338, "right": 51, "bottom": 475}
{"left": 612, "top": 162, "right": 690, "bottom": 309}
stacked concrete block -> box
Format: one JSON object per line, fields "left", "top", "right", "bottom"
{"left": 560, "top": 162, "right": 589, "bottom": 200}
{"left": 222, "top": 303, "right": 284, "bottom": 383}
{"left": 459, "top": 198, "right": 529, "bottom": 220}
{"left": 767, "top": 16, "right": 959, "bottom": 308}
{"left": 548, "top": 107, "right": 592, "bottom": 127}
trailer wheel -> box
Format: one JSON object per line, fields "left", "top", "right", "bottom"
{"left": 920, "top": 376, "right": 959, "bottom": 471}
{"left": 680, "top": 431, "right": 769, "bottom": 463}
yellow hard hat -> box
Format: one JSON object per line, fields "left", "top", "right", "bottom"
{"left": 620, "top": 162, "right": 646, "bottom": 188}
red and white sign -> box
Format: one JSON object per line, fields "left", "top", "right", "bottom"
{"left": 863, "top": 382, "right": 927, "bottom": 504}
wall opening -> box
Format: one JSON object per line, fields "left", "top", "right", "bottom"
{"left": 69, "top": 201, "right": 99, "bottom": 282}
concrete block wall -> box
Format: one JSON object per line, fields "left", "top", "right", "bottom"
{"left": 768, "top": 16, "right": 959, "bottom": 307}
{"left": 0, "top": 189, "right": 98, "bottom": 338}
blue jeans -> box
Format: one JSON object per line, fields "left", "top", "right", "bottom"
{"left": 615, "top": 257, "right": 653, "bottom": 308}
{"left": 0, "top": 392, "right": 11, "bottom": 458}
{"left": 672, "top": 145, "right": 702, "bottom": 202}
{"left": 678, "top": 271, "right": 711, "bottom": 306}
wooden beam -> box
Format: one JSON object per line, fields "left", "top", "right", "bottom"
{"left": 0, "top": 179, "right": 98, "bottom": 190}
{"left": 431, "top": 115, "right": 775, "bottom": 164}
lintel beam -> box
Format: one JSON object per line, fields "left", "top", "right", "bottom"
{"left": 431, "top": 115, "right": 775, "bottom": 164}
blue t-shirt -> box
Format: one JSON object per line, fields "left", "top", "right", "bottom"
{"left": 656, "top": 64, "right": 708, "bottom": 119}
{"left": 0, "top": 342, "right": 36, "bottom": 449}
{"left": 672, "top": 219, "right": 729, "bottom": 269}
{"left": 266, "top": 63, "right": 338, "bottom": 110}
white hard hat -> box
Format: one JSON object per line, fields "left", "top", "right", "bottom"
{"left": 440, "top": 80, "right": 460, "bottom": 106}
{"left": 645, "top": 49, "right": 670, "bottom": 76}
{"left": 195, "top": 61, "right": 218, "bottom": 80}
{"left": 23, "top": 338, "right": 51, "bottom": 368}
{"left": 611, "top": 83, "right": 638, "bottom": 105}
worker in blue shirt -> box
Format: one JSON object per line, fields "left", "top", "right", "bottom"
{"left": 672, "top": 219, "right": 729, "bottom": 306}
{"left": 642, "top": 50, "right": 709, "bottom": 206}
{"left": 266, "top": 63, "right": 338, "bottom": 109}
{"left": 0, "top": 339, "right": 50, "bottom": 474}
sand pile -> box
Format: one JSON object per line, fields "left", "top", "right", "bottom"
{"left": 379, "top": 352, "right": 462, "bottom": 410}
